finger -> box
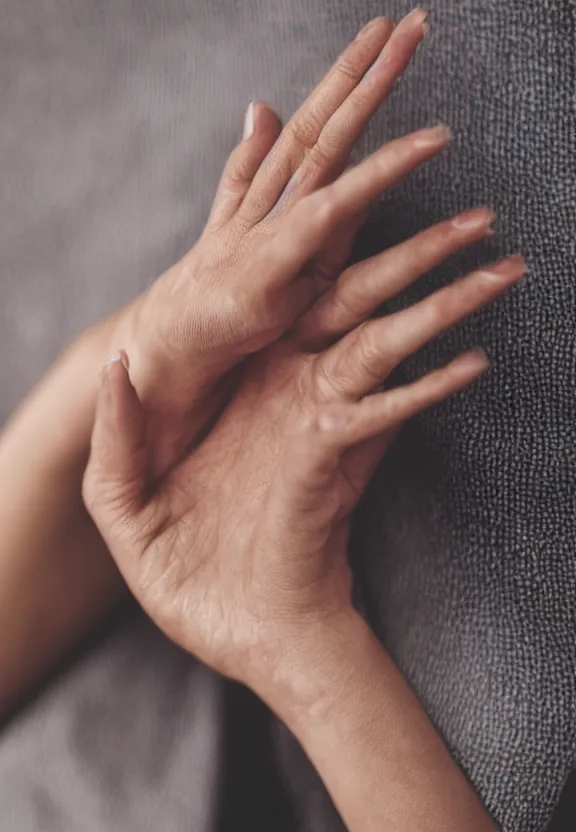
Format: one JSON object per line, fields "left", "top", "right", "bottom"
{"left": 248, "top": 124, "right": 452, "bottom": 297}
{"left": 306, "top": 205, "right": 369, "bottom": 286}
{"left": 271, "top": 7, "right": 430, "bottom": 214}
{"left": 206, "top": 101, "right": 283, "bottom": 229}
{"left": 297, "top": 206, "right": 496, "bottom": 345}
{"left": 265, "top": 412, "right": 346, "bottom": 557}
{"left": 318, "top": 348, "right": 489, "bottom": 451}
{"left": 267, "top": 347, "right": 488, "bottom": 537}
{"left": 83, "top": 352, "right": 148, "bottom": 532}
{"left": 315, "top": 254, "right": 526, "bottom": 400}
{"left": 238, "top": 16, "right": 396, "bottom": 223}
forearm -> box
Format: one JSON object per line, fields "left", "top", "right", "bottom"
{"left": 0, "top": 313, "right": 128, "bottom": 712}
{"left": 262, "top": 612, "right": 496, "bottom": 832}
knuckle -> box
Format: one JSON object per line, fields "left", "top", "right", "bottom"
{"left": 297, "top": 190, "right": 335, "bottom": 236}
{"left": 355, "top": 322, "right": 382, "bottom": 370}
{"left": 332, "top": 281, "right": 368, "bottom": 322}
{"left": 334, "top": 47, "right": 369, "bottom": 83}
{"left": 307, "top": 138, "right": 335, "bottom": 171}
{"left": 313, "top": 354, "right": 346, "bottom": 400}
{"left": 310, "top": 191, "right": 337, "bottom": 230}
{"left": 287, "top": 113, "right": 322, "bottom": 152}
{"left": 300, "top": 407, "right": 322, "bottom": 436}
{"left": 220, "top": 170, "right": 248, "bottom": 195}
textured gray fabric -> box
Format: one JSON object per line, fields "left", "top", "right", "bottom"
{"left": 1, "top": 1, "right": 575, "bottom": 830}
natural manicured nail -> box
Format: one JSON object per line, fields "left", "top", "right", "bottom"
{"left": 104, "top": 354, "right": 122, "bottom": 367}
{"left": 452, "top": 208, "right": 496, "bottom": 231}
{"left": 403, "top": 7, "right": 428, "bottom": 28}
{"left": 413, "top": 123, "right": 452, "bottom": 148}
{"left": 458, "top": 347, "right": 490, "bottom": 373}
{"left": 104, "top": 350, "right": 129, "bottom": 371}
{"left": 478, "top": 254, "right": 527, "bottom": 281}
{"left": 243, "top": 101, "right": 255, "bottom": 141}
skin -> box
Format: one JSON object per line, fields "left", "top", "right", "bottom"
{"left": 0, "top": 9, "right": 443, "bottom": 711}
{"left": 0, "top": 11, "right": 426, "bottom": 711}
{"left": 84, "top": 220, "right": 523, "bottom": 830}
{"left": 1, "top": 10, "right": 521, "bottom": 827}
{"left": 82, "top": 13, "right": 526, "bottom": 820}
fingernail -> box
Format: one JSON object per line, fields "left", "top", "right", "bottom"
{"left": 404, "top": 8, "right": 428, "bottom": 28}
{"left": 458, "top": 349, "right": 489, "bottom": 374}
{"left": 104, "top": 354, "right": 122, "bottom": 367}
{"left": 243, "top": 101, "right": 255, "bottom": 141}
{"left": 478, "top": 254, "right": 527, "bottom": 281}
{"left": 452, "top": 208, "right": 496, "bottom": 231}
{"left": 104, "top": 350, "right": 129, "bottom": 371}
{"left": 413, "top": 123, "right": 452, "bottom": 148}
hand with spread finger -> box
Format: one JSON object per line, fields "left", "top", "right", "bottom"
{"left": 84, "top": 204, "right": 522, "bottom": 830}
{"left": 111, "top": 9, "right": 445, "bottom": 475}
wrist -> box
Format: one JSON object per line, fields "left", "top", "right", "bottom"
{"left": 248, "top": 608, "right": 379, "bottom": 732}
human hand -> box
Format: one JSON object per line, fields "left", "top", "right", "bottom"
{"left": 84, "top": 167, "right": 526, "bottom": 701}
{"left": 112, "top": 10, "right": 438, "bottom": 475}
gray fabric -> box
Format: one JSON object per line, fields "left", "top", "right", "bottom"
{"left": 1, "top": 1, "right": 575, "bottom": 830}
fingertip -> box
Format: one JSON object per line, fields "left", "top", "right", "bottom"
{"left": 453, "top": 348, "right": 490, "bottom": 377}
{"left": 242, "top": 100, "right": 282, "bottom": 142}
{"left": 102, "top": 351, "right": 130, "bottom": 384}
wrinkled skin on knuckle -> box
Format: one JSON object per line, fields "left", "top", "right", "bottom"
{"left": 307, "top": 138, "right": 337, "bottom": 173}
{"left": 354, "top": 322, "right": 386, "bottom": 380}
{"left": 331, "top": 278, "right": 368, "bottom": 323}
{"left": 287, "top": 113, "right": 323, "bottom": 153}
{"left": 312, "top": 353, "right": 351, "bottom": 400}
{"left": 334, "top": 45, "right": 371, "bottom": 83}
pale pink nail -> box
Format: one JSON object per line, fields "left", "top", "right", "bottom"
{"left": 104, "top": 350, "right": 129, "bottom": 371}
{"left": 413, "top": 123, "right": 452, "bottom": 148}
{"left": 243, "top": 101, "right": 255, "bottom": 141}
{"left": 456, "top": 349, "right": 489, "bottom": 374}
{"left": 402, "top": 8, "right": 428, "bottom": 28}
{"left": 104, "top": 354, "right": 122, "bottom": 367}
{"left": 477, "top": 254, "right": 527, "bottom": 281}
{"left": 452, "top": 209, "right": 496, "bottom": 231}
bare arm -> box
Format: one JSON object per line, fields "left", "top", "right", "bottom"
{"left": 264, "top": 611, "right": 496, "bottom": 832}
{"left": 0, "top": 315, "right": 126, "bottom": 713}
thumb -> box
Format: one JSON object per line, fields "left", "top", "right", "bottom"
{"left": 83, "top": 351, "right": 148, "bottom": 533}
